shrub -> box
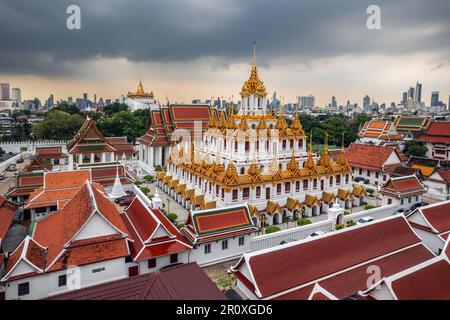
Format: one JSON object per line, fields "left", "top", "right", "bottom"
{"left": 335, "top": 223, "right": 345, "bottom": 230}
{"left": 366, "top": 188, "right": 375, "bottom": 197}
{"left": 346, "top": 220, "right": 356, "bottom": 227}
{"left": 140, "top": 187, "right": 150, "bottom": 194}
{"left": 134, "top": 181, "right": 143, "bottom": 186}
{"left": 147, "top": 194, "right": 154, "bottom": 200}
{"left": 143, "top": 175, "right": 154, "bottom": 182}
{"left": 167, "top": 213, "right": 178, "bottom": 222}
{"left": 344, "top": 211, "right": 351, "bottom": 215}
{"left": 298, "top": 219, "right": 312, "bottom": 226}
{"left": 154, "top": 165, "right": 162, "bottom": 172}
{"left": 365, "top": 205, "right": 376, "bottom": 210}
{"left": 177, "top": 223, "right": 185, "bottom": 229}
{"left": 265, "top": 226, "right": 281, "bottom": 234}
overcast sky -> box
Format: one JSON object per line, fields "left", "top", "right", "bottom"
{"left": 1, "top": 0, "right": 449, "bottom": 106}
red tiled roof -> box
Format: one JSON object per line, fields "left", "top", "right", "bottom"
{"left": 380, "top": 175, "right": 426, "bottom": 198}
{"left": 36, "top": 146, "right": 62, "bottom": 155}
{"left": 182, "top": 204, "right": 258, "bottom": 244}
{"left": 318, "top": 244, "right": 434, "bottom": 299}
{"left": 390, "top": 259, "right": 450, "bottom": 300}
{"left": 417, "top": 122, "right": 450, "bottom": 143}
{"left": 44, "top": 170, "right": 91, "bottom": 189}
{"left": 436, "top": 168, "right": 450, "bottom": 184}
{"left": 26, "top": 181, "right": 128, "bottom": 274}
{"left": 232, "top": 215, "right": 423, "bottom": 299}
{"left": 0, "top": 196, "right": 16, "bottom": 242}
{"left": 47, "top": 262, "right": 225, "bottom": 300}
{"left": 345, "top": 143, "right": 401, "bottom": 171}
{"left": 138, "top": 104, "right": 214, "bottom": 146}
{"left": 123, "top": 197, "right": 190, "bottom": 261}
{"left": 419, "top": 202, "right": 450, "bottom": 234}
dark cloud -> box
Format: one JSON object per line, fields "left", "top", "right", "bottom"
{"left": 0, "top": 0, "right": 449, "bottom": 75}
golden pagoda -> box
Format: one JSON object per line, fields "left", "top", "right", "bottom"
{"left": 304, "top": 131, "right": 317, "bottom": 173}
{"left": 318, "top": 132, "right": 332, "bottom": 169}
{"left": 127, "top": 79, "right": 154, "bottom": 98}
{"left": 240, "top": 41, "right": 268, "bottom": 98}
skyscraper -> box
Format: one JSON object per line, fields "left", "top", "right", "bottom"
{"left": 401, "top": 92, "right": 407, "bottom": 104}
{"left": 415, "top": 82, "right": 422, "bottom": 102}
{"left": 0, "top": 83, "right": 10, "bottom": 100}
{"left": 363, "top": 95, "right": 371, "bottom": 110}
{"left": 11, "top": 88, "right": 21, "bottom": 103}
{"left": 298, "top": 95, "right": 315, "bottom": 109}
{"left": 431, "top": 91, "right": 439, "bottom": 106}
{"left": 408, "top": 86, "right": 415, "bottom": 100}
{"left": 331, "top": 96, "right": 337, "bottom": 108}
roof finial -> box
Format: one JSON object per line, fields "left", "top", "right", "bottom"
{"left": 252, "top": 40, "right": 257, "bottom": 66}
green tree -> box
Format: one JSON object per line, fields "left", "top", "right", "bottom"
{"left": 52, "top": 102, "right": 81, "bottom": 115}
{"left": 102, "top": 103, "right": 129, "bottom": 116}
{"left": 32, "top": 110, "right": 84, "bottom": 140}
{"left": 403, "top": 141, "right": 428, "bottom": 157}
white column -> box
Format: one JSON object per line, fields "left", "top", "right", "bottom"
{"left": 101, "top": 152, "right": 106, "bottom": 162}
{"left": 149, "top": 147, "right": 154, "bottom": 169}
{"left": 111, "top": 152, "right": 115, "bottom": 162}
{"left": 78, "top": 153, "right": 83, "bottom": 164}
{"left": 90, "top": 153, "right": 95, "bottom": 163}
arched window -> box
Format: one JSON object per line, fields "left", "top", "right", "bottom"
{"left": 240, "top": 167, "right": 245, "bottom": 174}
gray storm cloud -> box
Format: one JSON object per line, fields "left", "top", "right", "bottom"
{"left": 0, "top": 0, "right": 449, "bottom": 75}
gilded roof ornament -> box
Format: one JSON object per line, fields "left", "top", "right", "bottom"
{"left": 240, "top": 41, "right": 268, "bottom": 98}
{"left": 303, "top": 131, "right": 317, "bottom": 173}
{"left": 291, "top": 111, "right": 305, "bottom": 136}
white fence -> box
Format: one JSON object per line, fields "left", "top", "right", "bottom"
{"left": 250, "top": 203, "right": 400, "bottom": 252}
{"left": 0, "top": 153, "right": 22, "bottom": 173}
{"left": 0, "top": 140, "right": 68, "bottom": 154}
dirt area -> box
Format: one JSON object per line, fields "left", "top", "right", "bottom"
{"left": 0, "top": 156, "right": 30, "bottom": 196}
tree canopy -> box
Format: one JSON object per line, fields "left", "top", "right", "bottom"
{"left": 32, "top": 110, "right": 85, "bottom": 140}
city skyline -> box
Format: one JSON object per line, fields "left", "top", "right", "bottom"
{"left": 0, "top": 0, "right": 450, "bottom": 106}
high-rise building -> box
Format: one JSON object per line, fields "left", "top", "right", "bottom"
{"left": 415, "top": 82, "right": 422, "bottom": 102}
{"left": 11, "top": 88, "right": 21, "bottom": 103}
{"left": 331, "top": 96, "right": 337, "bottom": 109}
{"left": 431, "top": 91, "right": 439, "bottom": 106}
{"left": 408, "top": 87, "right": 415, "bottom": 100}
{"left": 402, "top": 92, "right": 408, "bottom": 104}
{"left": 363, "top": 95, "right": 371, "bottom": 110}
{"left": 298, "top": 95, "right": 315, "bottom": 109}
{"left": 0, "top": 83, "right": 10, "bottom": 100}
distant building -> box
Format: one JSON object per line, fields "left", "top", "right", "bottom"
{"left": 431, "top": 91, "right": 439, "bottom": 107}
{"left": 11, "top": 88, "right": 21, "bottom": 103}
{"left": 363, "top": 95, "right": 371, "bottom": 111}
{"left": 298, "top": 95, "right": 315, "bottom": 109}
{"left": 124, "top": 80, "right": 159, "bottom": 111}
{"left": 408, "top": 86, "right": 415, "bottom": 100}
{"left": 415, "top": 82, "right": 422, "bottom": 102}
{"left": 417, "top": 121, "right": 450, "bottom": 161}
{"left": 0, "top": 83, "right": 10, "bottom": 100}
{"left": 402, "top": 92, "right": 408, "bottom": 104}
{"left": 331, "top": 96, "right": 337, "bottom": 109}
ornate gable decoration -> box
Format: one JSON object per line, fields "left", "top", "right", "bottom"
{"left": 240, "top": 42, "right": 267, "bottom": 98}
{"left": 290, "top": 112, "right": 305, "bottom": 136}
{"left": 224, "top": 161, "right": 239, "bottom": 185}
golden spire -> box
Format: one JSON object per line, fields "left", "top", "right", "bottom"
{"left": 217, "top": 111, "right": 226, "bottom": 131}
{"left": 318, "top": 132, "right": 332, "bottom": 168}
{"left": 239, "top": 114, "right": 250, "bottom": 131}
{"left": 226, "top": 103, "right": 237, "bottom": 130}
{"left": 337, "top": 132, "right": 350, "bottom": 170}
{"left": 208, "top": 109, "right": 217, "bottom": 128}
{"left": 304, "top": 131, "right": 316, "bottom": 172}
{"left": 290, "top": 111, "right": 305, "bottom": 136}
{"left": 240, "top": 41, "right": 268, "bottom": 98}
{"left": 287, "top": 150, "right": 299, "bottom": 176}
{"left": 275, "top": 106, "right": 288, "bottom": 134}
{"left": 224, "top": 156, "right": 239, "bottom": 185}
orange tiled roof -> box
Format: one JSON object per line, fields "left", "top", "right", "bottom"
{"left": 345, "top": 143, "right": 401, "bottom": 171}
{"left": 380, "top": 175, "right": 426, "bottom": 198}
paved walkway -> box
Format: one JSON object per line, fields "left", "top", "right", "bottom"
{"left": 143, "top": 182, "right": 190, "bottom": 224}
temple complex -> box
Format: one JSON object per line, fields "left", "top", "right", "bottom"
{"left": 157, "top": 44, "right": 354, "bottom": 226}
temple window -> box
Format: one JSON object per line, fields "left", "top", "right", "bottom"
{"left": 299, "top": 139, "right": 303, "bottom": 149}
{"left": 295, "top": 181, "right": 300, "bottom": 192}
{"left": 256, "top": 186, "right": 261, "bottom": 198}
{"left": 240, "top": 167, "right": 245, "bottom": 174}
{"left": 276, "top": 183, "right": 282, "bottom": 195}
{"left": 329, "top": 176, "right": 333, "bottom": 186}
{"left": 285, "top": 182, "right": 290, "bottom": 193}
{"left": 243, "top": 187, "right": 250, "bottom": 200}
{"left": 282, "top": 140, "right": 287, "bottom": 150}
{"left": 290, "top": 139, "right": 294, "bottom": 149}
{"left": 336, "top": 175, "right": 341, "bottom": 185}
{"left": 313, "top": 179, "right": 317, "bottom": 189}
{"left": 245, "top": 141, "right": 250, "bottom": 152}
{"left": 232, "top": 189, "right": 238, "bottom": 201}
{"left": 303, "top": 180, "right": 308, "bottom": 189}
{"left": 345, "top": 174, "right": 349, "bottom": 184}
